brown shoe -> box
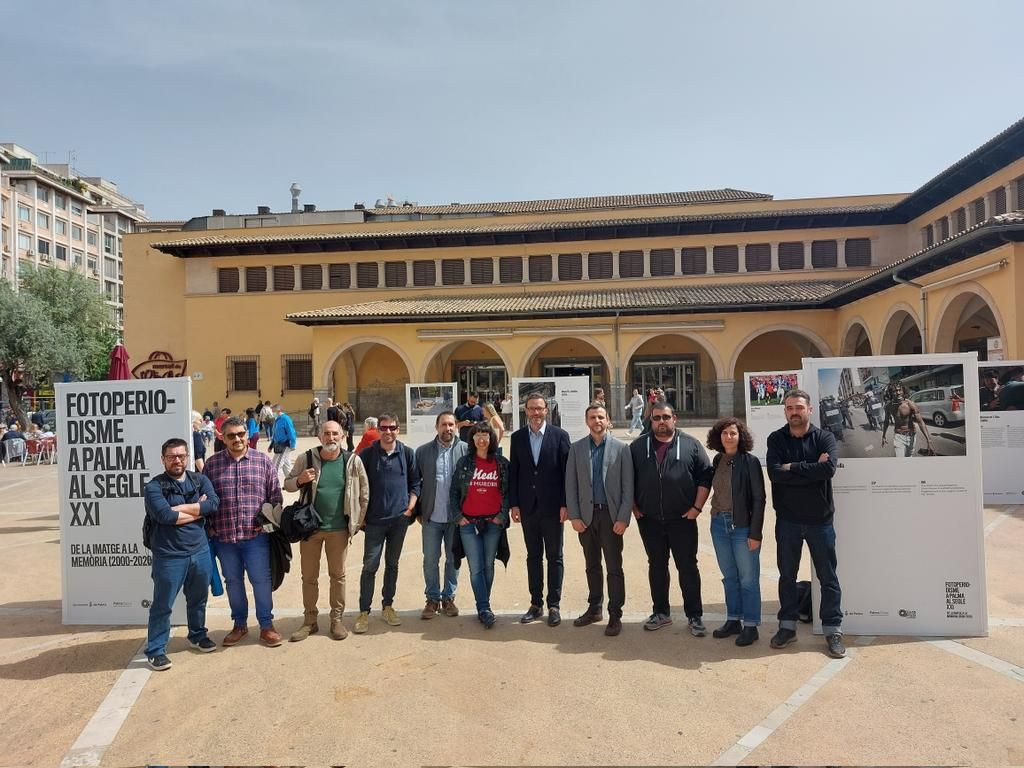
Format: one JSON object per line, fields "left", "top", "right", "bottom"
{"left": 289, "top": 623, "right": 318, "bottom": 642}
{"left": 330, "top": 619, "right": 348, "bottom": 640}
{"left": 604, "top": 616, "right": 623, "bottom": 637}
{"left": 260, "top": 627, "right": 283, "bottom": 647}
{"left": 222, "top": 625, "right": 248, "bottom": 647}
{"left": 421, "top": 600, "right": 440, "bottom": 620}
{"left": 441, "top": 598, "right": 459, "bottom": 617}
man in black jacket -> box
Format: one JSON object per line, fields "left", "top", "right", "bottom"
{"left": 765, "top": 388, "right": 844, "bottom": 658}
{"left": 629, "top": 401, "right": 712, "bottom": 636}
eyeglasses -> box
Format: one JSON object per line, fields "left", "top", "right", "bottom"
{"left": 650, "top": 414, "right": 674, "bottom": 422}
{"left": 379, "top": 425, "right": 399, "bottom": 432}
{"left": 163, "top": 453, "right": 188, "bottom": 461}
{"left": 224, "top": 431, "right": 248, "bottom": 440}
{"left": 473, "top": 433, "right": 490, "bottom": 439}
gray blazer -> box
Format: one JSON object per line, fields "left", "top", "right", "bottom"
{"left": 414, "top": 437, "right": 468, "bottom": 519}
{"left": 565, "top": 434, "right": 634, "bottom": 527}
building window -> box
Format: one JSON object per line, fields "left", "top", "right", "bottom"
{"left": 745, "top": 243, "right": 771, "bottom": 272}
{"left": 72, "top": 249, "right": 83, "bottom": 267}
{"left": 55, "top": 193, "right": 66, "bottom": 210}
{"left": 1017, "top": 177, "right": 1024, "bottom": 212}
{"left": 528, "top": 255, "right": 552, "bottom": 282}
{"left": 356, "top": 262, "right": 378, "bottom": 288}
{"left": 937, "top": 218, "right": 949, "bottom": 241}
{"left": 37, "top": 212, "right": 50, "bottom": 229}
{"left": 442, "top": 259, "right": 465, "bottom": 286}
{"left": 245, "top": 266, "right": 267, "bottom": 291}
{"left": 650, "top": 248, "right": 675, "bottom": 277}
{"left": 227, "top": 356, "right": 259, "bottom": 393}
{"left": 71, "top": 224, "right": 83, "bottom": 241}
{"left": 811, "top": 240, "right": 838, "bottom": 268}
{"left": 470, "top": 258, "right": 493, "bottom": 284}
{"left": 954, "top": 207, "right": 966, "bottom": 233}
{"left": 301, "top": 264, "right": 323, "bottom": 290}
{"left": 282, "top": 354, "right": 313, "bottom": 391}
{"left": 17, "top": 232, "right": 31, "bottom": 250}
{"left": 588, "top": 252, "right": 612, "bottom": 279}
{"left": 17, "top": 205, "right": 31, "bottom": 222}
{"left": 54, "top": 219, "right": 67, "bottom": 236}
{"left": 329, "top": 263, "right": 351, "bottom": 289}
{"left": 87, "top": 257, "right": 97, "bottom": 273}
{"left": 971, "top": 197, "right": 985, "bottom": 224}
{"left": 992, "top": 187, "right": 1007, "bottom": 216}
{"left": 499, "top": 256, "right": 523, "bottom": 284}
{"left": 778, "top": 242, "right": 804, "bottom": 270}
{"left": 218, "top": 267, "right": 240, "bottom": 292}
{"left": 103, "top": 233, "right": 115, "bottom": 254}
{"left": 558, "top": 253, "right": 582, "bottom": 281}
{"left": 55, "top": 244, "right": 67, "bottom": 261}
{"left": 618, "top": 250, "right": 643, "bottom": 278}
{"left": 413, "top": 260, "right": 436, "bottom": 286}
{"left": 713, "top": 245, "right": 739, "bottom": 273}
{"left": 87, "top": 230, "right": 98, "bottom": 247}
{"left": 104, "top": 258, "right": 117, "bottom": 279}
{"left": 844, "top": 238, "right": 872, "bottom": 267}
{"left": 273, "top": 265, "right": 295, "bottom": 291}
{"left": 36, "top": 186, "right": 49, "bottom": 203}
{"left": 37, "top": 239, "right": 50, "bottom": 256}
{"left": 384, "top": 261, "right": 407, "bottom": 288}
{"left": 71, "top": 202, "right": 83, "bottom": 217}
{"left": 681, "top": 247, "right": 707, "bottom": 275}
{"left": 921, "top": 226, "right": 934, "bottom": 249}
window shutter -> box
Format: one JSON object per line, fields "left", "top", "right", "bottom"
{"left": 713, "top": 245, "right": 739, "bottom": 273}
{"left": 811, "top": 240, "right": 838, "bottom": 268}
{"left": 217, "top": 268, "right": 239, "bottom": 293}
{"left": 413, "top": 260, "right": 436, "bottom": 286}
{"left": 300, "top": 264, "right": 322, "bottom": 290}
{"left": 618, "top": 250, "right": 643, "bottom": 278}
{"left": 844, "top": 238, "right": 871, "bottom": 267}
{"left": 356, "top": 262, "right": 378, "bottom": 288}
{"left": 528, "top": 255, "right": 552, "bottom": 282}
{"left": 955, "top": 208, "right": 966, "bottom": 233}
{"left": 470, "top": 258, "right": 493, "bottom": 284}
{"left": 681, "top": 247, "right": 707, "bottom": 274}
{"left": 245, "top": 267, "right": 266, "bottom": 292}
{"left": 272, "top": 266, "right": 295, "bottom": 291}
{"left": 328, "top": 263, "right": 351, "bottom": 289}
{"left": 499, "top": 257, "right": 523, "bottom": 283}
{"left": 384, "top": 262, "right": 407, "bottom": 288}
{"left": 993, "top": 187, "right": 1007, "bottom": 216}
{"left": 745, "top": 244, "right": 770, "bottom": 272}
{"left": 778, "top": 242, "right": 804, "bottom": 270}
{"left": 441, "top": 259, "right": 465, "bottom": 285}
{"left": 557, "top": 253, "right": 582, "bottom": 281}
{"left": 588, "top": 252, "right": 612, "bottom": 279}
{"left": 649, "top": 248, "right": 675, "bottom": 276}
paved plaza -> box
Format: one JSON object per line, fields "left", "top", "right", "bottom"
{"left": 0, "top": 429, "right": 1021, "bottom": 767}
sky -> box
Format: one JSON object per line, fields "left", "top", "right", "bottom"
{"left": 2, "top": 1, "right": 1022, "bottom": 221}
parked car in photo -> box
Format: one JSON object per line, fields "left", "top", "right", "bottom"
{"left": 909, "top": 386, "right": 965, "bottom": 427}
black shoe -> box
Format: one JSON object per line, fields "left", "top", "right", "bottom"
{"left": 604, "top": 616, "right": 622, "bottom": 636}
{"left": 519, "top": 605, "right": 543, "bottom": 623}
{"left": 547, "top": 607, "right": 561, "bottom": 627}
{"left": 770, "top": 627, "right": 798, "bottom": 649}
{"left": 479, "top": 610, "right": 496, "bottom": 629}
{"left": 736, "top": 626, "right": 759, "bottom": 646}
{"left": 573, "top": 610, "right": 603, "bottom": 627}
{"left": 188, "top": 636, "right": 217, "bottom": 653}
{"left": 147, "top": 654, "right": 172, "bottom": 671}
{"left": 712, "top": 620, "right": 742, "bottom": 638}
{"left": 826, "top": 633, "right": 846, "bottom": 658}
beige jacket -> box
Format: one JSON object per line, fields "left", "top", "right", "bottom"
{"left": 283, "top": 447, "right": 369, "bottom": 537}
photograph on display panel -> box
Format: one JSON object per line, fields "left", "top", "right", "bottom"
{"left": 408, "top": 385, "right": 455, "bottom": 417}
{"left": 977, "top": 363, "right": 1024, "bottom": 411}
{"left": 814, "top": 363, "right": 967, "bottom": 458}
{"left": 748, "top": 372, "right": 800, "bottom": 406}
{"left": 516, "top": 380, "right": 562, "bottom": 428}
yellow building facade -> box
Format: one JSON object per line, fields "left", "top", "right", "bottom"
{"left": 124, "top": 119, "right": 1024, "bottom": 423}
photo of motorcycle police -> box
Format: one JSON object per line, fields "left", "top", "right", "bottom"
{"left": 815, "top": 363, "right": 967, "bottom": 458}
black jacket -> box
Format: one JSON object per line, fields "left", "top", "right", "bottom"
{"left": 710, "top": 452, "right": 767, "bottom": 541}
{"left": 765, "top": 423, "right": 838, "bottom": 524}
{"left": 629, "top": 430, "right": 712, "bottom": 521}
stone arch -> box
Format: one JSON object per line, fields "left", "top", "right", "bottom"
{"left": 623, "top": 331, "right": 725, "bottom": 380}
{"left": 624, "top": 332, "right": 725, "bottom": 417}
{"left": 839, "top": 316, "right": 874, "bottom": 357}
{"left": 728, "top": 324, "right": 832, "bottom": 381}
{"left": 932, "top": 282, "right": 1007, "bottom": 355}
{"left": 879, "top": 302, "right": 923, "bottom": 355}
{"left": 321, "top": 335, "right": 415, "bottom": 389}
{"left": 729, "top": 325, "right": 832, "bottom": 415}
{"left": 520, "top": 334, "right": 614, "bottom": 380}
{"left": 420, "top": 338, "right": 514, "bottom": 382}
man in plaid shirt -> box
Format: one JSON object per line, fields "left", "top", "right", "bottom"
{"left": 204, "top": 415, "right": 285, "bottom": 647}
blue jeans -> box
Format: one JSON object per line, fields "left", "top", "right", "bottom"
{"left": 216, "top": 534, "right": 274, "bottom": 629}
{"left": 359, "top": 517, "right": 411, "bottom": 612}
{"left": 459, "top": 520, "right": 503, "bottom": 613}
{"left": 145, "top": 549, "right": 213, "bottom": 657}
{"left": 710, "top": 513, "right": 761, "bottom": 626}
{"left": 776, "top": 518, "right": 842, "bottom": 634}
{"left": 630, "top": 410, "right": 643, "bottom": 432}
{"left": 422, "top": 520, "right": 459, "bottom": 602}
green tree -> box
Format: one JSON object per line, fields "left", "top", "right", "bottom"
{"left": 0, "top": 268, "right": 117, "bottom": 427}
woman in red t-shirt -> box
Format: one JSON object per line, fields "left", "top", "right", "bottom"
{"left": 449, "top": 422, "right": 509, "bottom": 628}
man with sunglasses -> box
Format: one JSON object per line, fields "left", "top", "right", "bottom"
{"left": 630, "top": 401, "right": 712, "bottom": 636}
{"left": 204, "top": 416, "right": 285, "bottom": 647}
{"left": 143, "top": 438, "right": 220, "bottom": 671}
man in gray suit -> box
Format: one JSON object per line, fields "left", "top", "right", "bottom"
{"left": 414, "top": 411, "right": 468, "bottom": 619}
{"left": 565, "top": 402, "right": 634, "bottom": 636}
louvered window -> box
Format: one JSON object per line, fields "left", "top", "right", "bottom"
{"left": 922, "top": 226, "right": 934, "bottom": 249}
{"left": 413, "top": 260, "right": 436, "bottom": 286}
{"left": 470, "top": 258, "right": 493, "bottom": 284}
{"left": 441, "top": 259, "right": 465, "bottom": 286}
{"left": 588, "top": 252, "right": 612, "bottom": 279}
{"left": 282, "top": 354, "right": 312, "bottom": 391}
{"left": 844, "top": 238, "right": 872, "bottom": 267}
{"left": 713, "top": 245, "right": 739, "bottom": 273}
{"left": 356, "top": 262, "right": 378, "bottom": 288}
{"left": 273, "top": 266, "right": 295, "bottom": 291}
{"left": 972, "top": 197, "right": 985, "bottom": 225}
{"left": 300, "top": 264, "right": 322, "bottom": 290}
{"left": 245, "top": 266, "right": 266, "bottom": 292}
{"left": 811, "top": 240, "right": 838, "bottom": 268}
{"left": 217, "top": 268, "right": 239, "bottom": 293}
{"left": 650, "top": 248, "right": 675, "bottom": 276}
{"left": 558, "top": 253, "right": 582, "bottom": 281}
{"left": 528, "top": 255, "right": 552, "bottom": 282}
{"left": 937, "top": 218, "right": 950, "bottom": 241}
{"left": 745, "top": 244, "right": 770, "bottom": 272}
{"left": 618, "top": 250, "right": 643, "bottom": 278}
{"left": 328, "top": 263, "right": 351, "bottom": 289}
{"left": 955, "top": 208, "right": 967, "bottom": 233}
{"left": 227, "top": 356, "right": 259, "bottom": 393}
{"left": 993, "top": 187, "right": 1007, "bottom": 216}
{"left": 778, "top": 242, "right": 804, "bottom": 270}
{"left": 384, "top": 262, "right": 407, "bottom": 288}
{"left": 499, "top": 257, "right": 523, "bottom": 284}
{"left": 1017, "top": 178, "right": 1024, "bottom": 212}
{"left": 681, "top": 247, "right": 707, "bottom": 275}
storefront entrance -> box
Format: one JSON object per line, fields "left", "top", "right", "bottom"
{"left": 631, "top": 360, "right": 698, "bottom": 414}
{"left": 455, "top": 362, "right": 507, "bottom": 405}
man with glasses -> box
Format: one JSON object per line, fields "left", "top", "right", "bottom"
{"left": 630, "top": 401, "right": 712, "bottom": 637}
{"left": 354, "top": 413, "right": 422, "bottom": 634}
{"left": 204, "top": 416, "right": 285, "bottom": 647}
{"left": 143, "top": 438, "right": 220, "bottom": 671}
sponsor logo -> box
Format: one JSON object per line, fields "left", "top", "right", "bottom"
{"left": 113, "top": 601, "right": 132, "bottom": 608}
{"left": 141, "top": 599, "right": 152, "bottom": 608}
{"left": 868, "top": 610, "right": 889, "bottom": 616}
{"left": 843, "top": 610, "right": 864, "bottom": 617}
{"left": 898, "top": 609, "right": 917, "bottom": 619}
{"left": 131, "top": 350, "right": 187, "bottom": 379}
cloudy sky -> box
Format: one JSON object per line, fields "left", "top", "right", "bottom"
{"left": 3, "top": 1, "right": 1021, "bottom": 220}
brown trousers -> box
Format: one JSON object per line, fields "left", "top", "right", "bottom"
{"left": 299, "top": 529, "right": 350, "bottom": 622}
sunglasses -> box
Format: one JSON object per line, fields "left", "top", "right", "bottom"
{"left": 650, "top": 415, "right": 674, "bottom": 422}
{"left": 224, "top": 431, "right": 248, "bottom": 440}
{"left": 379, "top": 425, "right": 399, "bottom": 432}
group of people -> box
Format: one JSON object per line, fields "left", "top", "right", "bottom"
{"left": 143, "top": 388, "right": 846, "bottom": 672}
{"left": 980, "top": 366, "right": 1024, "bottom": 411}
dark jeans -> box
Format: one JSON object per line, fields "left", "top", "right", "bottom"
{"left": 578, "top": 507, "right": 625, "bottom": 618}
{"left": 637, "top": 515, "right": 702, "bottom": 618}
{"left": 359, "top": 516, "right": 411, "bottom": 612}
{"left": 145, "top": 550, "right": 213, "bottom": 657}
{"left": 776, "top": 518, "right": 842, "bottom": 634}
{"left": 521, "top": 511, "right": 563, "bottom": 609}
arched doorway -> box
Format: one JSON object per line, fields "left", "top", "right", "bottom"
{"left": 730, "top": 327, "right": 831, "bottom": 413}
{"left": 933, "top": 287, "right": 1004, "bottom": 360}
{"left": 880, "top": 308, "right": 923, "bottom": 355}
{"left": 521, "top": 337, "right": 612, "bottom": 397}
{"left": 626, "top": 333, "right": 723, "bottom": 417}
{"left": 423, "top": 340, "right": 510, "bottom": 409}
{"left": 326, "top": 340, "right": 414, "bottom": 422}
{"left": 840, "top": 321, "right": 872, "bottom": 357}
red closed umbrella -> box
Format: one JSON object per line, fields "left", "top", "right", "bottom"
{"left": 108, "top": 343, "right": 131, "bottom": 380}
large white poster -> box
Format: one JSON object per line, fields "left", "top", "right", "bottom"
{"left": 744, "top": 369, "right": 802, "bottom": 462}
{"left": 802, "top": 354, "right": 986, "bottom": 636}
{"left": 58, "top": 378, "right": 193, "bottom": 625}
{"left": 405, "top": 382, "right": 457, "bottom": 442}
{"left": 977, "top": 361, "right": 1024, "bottom": 504}
{"left": 511, "top": 377, "right": 591, "bottom": 443}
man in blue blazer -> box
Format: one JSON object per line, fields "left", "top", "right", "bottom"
{"left": 509, "top": 391, "right": 572, "bottom": 626}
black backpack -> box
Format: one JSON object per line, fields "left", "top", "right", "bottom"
{"left": 280, "top": 449, "right": 324, "bottom": 543}
{"left": 142, "top": 470, "right": 203, "bottom": 550}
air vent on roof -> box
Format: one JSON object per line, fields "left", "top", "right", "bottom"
{"left": 303, "top": 204, "right": 316, "bottom": 213}
{"left": 212, "top": 208, "right": 226, "bottom": 216}
{"left": 257, "top": 205, "right": 271, "bottom": 215}
{"left": 354, "top": 203, "right": 365, "bottom": 210}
